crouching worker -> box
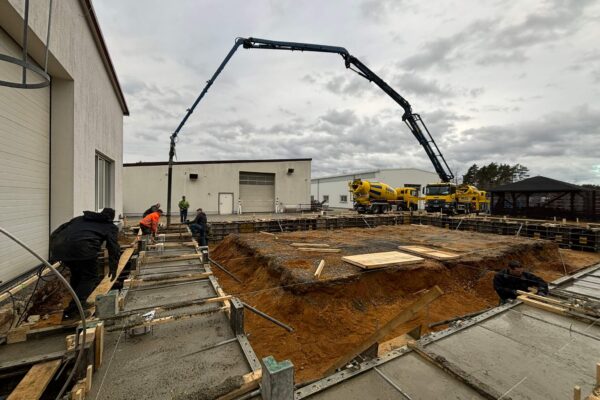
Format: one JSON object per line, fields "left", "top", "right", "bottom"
{"left": 50, "top": 208, "right": 120, "bottom": 319}
{"left": 493, "top": 260, "right": 548, "bottom": 304}
{"left": 187, "top": 208, "right": 208, "bottom": 246}
{"left": 139, "top": 209, "right": 163, "bottom": 240}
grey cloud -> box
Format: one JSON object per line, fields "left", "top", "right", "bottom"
{"left": 324, "top": 74, "right": 373, "bottom": 96}
{"left": 320, "top": 109, "right": 358, "bottom": 126}
{"left": 394, "top": 73, "right": 454, "bottom": 97}
{"left": 359, "top": 0, "right": 414, "bottom": 22}
{"left": 402, "top": 0, "right": 594, "bottom": 71}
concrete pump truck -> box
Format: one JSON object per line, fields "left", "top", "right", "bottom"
{"left": 164, "top": 36, "right": 485, "bottom": 220}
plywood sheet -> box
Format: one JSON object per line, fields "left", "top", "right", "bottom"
{"left": 342, "top": 251, "right": 423, "bottom": 270}
{"left": 398, "top": 245, "right": 460, "bottom": 260}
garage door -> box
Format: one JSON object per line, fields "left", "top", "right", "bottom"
{"left": 0, "top": 28, "right": 50, "bottom": 284}
{"left": 239, "top": 172, "right": 275, "bottom": 213}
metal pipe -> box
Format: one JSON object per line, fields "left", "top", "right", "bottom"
{"left": 428, "top": 307, "right": 493, "bottom": 329}
{"left": 182, "top": 337, "right": 237, "bottom": 358}
{"left": 209, "top": 258, "right": 243, "bottom": 283}
{"left": 0, "top": 227, "right": 86, "bottom": 400}
{"left": 242, "top": 302, "right": 294, "bottom": 332}
{"left": 21, "top": 0, "right": 29, "bottom": 84}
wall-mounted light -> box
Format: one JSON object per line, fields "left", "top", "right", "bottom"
{"left": 190, "top": 173, "right": 198, "bottom": 180}
{"left": 287, "top": 168, "right": 294, "bottom": 175}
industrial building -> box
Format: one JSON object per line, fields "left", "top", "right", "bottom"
{"left": 0, "top": 0, "right": 127, "bottom": 284}
{"left": 311, "top": 168, "right": 439, "bottom": 209}
{"left": 123, "top": 158, "right": 311, "bottom": 215}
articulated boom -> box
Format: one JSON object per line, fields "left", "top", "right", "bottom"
{"left": 166, "top": 36, "right": 454, "bottom": 223}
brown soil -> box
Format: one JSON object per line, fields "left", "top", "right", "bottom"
{"left": 210, "top": 225, "right": 599, "bottom": 382}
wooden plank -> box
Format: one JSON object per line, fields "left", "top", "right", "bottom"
{"left": 518, "top": 296, "right": 569, "bottom": 316}
{"left": 314, "top": 260, "right": 326, "bottom": 279}
{"left": 7, "top": 359, "right": 62, "bottom": 400}
{"left": 398, "top": 245, "right": 460, "bottom": 260}
{"left": 95, "top": 322, "right": 104, "bottom": 369}
{"left": 342, "top": 251, "right": 423, "bottom": 270}
{"left": 126, "top": 272, "right": 212, "bottom": 287}
{"left": 217, "top": 370, "right": 262, "bottom": 400}
{"left": 324, "top": 286, "right": 443, "bottom": 375}
{"left": 144, "top": 253, "right": 201, "bottom": 264}
{"left": 87, "top": 247, "right": 135, "bottom": 303}
{"left": 297, "top": 248, "right": 341, "bottom": 253}
{"left": 85, "top": 365, "right": 93, "bottom": 393}
{"left": 290, "top": 243, "right": 330, "bottom": 248}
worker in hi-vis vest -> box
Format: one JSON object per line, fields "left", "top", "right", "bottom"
{"left": 178, "top": 196, "right": 190, "bottom": 223}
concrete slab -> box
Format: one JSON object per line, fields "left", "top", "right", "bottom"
{"left": 123, "top": 279, "right": 217, "bottom": 312}
{"left": 306, "top": 369, "right": 401, "bottom": 400}
{"left": 90, "top": 312, "right": 253, "bottom": 400}
{"left": 427, "top": 323, "right": 597, "bottom": 399}
{"left": 378, "top": 352, "right": 486, "bottom": 399}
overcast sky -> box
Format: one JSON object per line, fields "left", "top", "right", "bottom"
{"left": 94, "top": 0, "right": 600, "bottom": 184}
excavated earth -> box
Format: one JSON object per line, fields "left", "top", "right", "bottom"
{"left": 210, "top": 224, "right": 600, "bottom": 382}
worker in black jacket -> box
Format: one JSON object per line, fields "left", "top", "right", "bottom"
{"left": 187, "top": 208, "right": 208, "bottom": 246}
{"left": 50, "top": 208, "right": 121, "bottom": 318}
{"left": 493, "top": 260, "right": 549, "bottom": 303}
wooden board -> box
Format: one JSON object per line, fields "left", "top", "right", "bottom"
{"left": 88, "top": 247, "right": 135, "bottom": 303}
{"left": 290, "top": 243, "right": 330, "bottom": 248}
{"left": 398, "top": 245, "right": 460, "bottom": 260}
{"left": 7, "top": 359, "right": 62, "bottom": 400}
{"left": 324, "top": 286, "right": 443, "bottom": 374}
{"left": 342, "top": 251, "right": 423, "bottom": 270}
{"left": 297, "top": 248, "right": 341, "bottom": 253}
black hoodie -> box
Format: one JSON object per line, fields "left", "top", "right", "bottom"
{"left": 50, "top": 211, "right": 120, "bottom": 269}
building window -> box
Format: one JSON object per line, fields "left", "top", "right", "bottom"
{"left": 340, "top": 195, "right": 348, "bottom": 203}
{"left": 311, "top": 195, "right": 315, "bottom": 202}
{"left": 240, "top": 171, "right": 275, "bottom": 185}
{"left": 323, "top": 195, "right": 329, "bottom": 203}
{"left": 95, "top": 153, "right": 113, "bottom": 211}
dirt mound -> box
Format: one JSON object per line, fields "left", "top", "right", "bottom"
{"left": 211, "top": 225, "right": 597, "bottom": 382}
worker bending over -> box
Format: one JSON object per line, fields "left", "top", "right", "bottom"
{"left": 493, "top": 260, "right": 548, "bottom": 303}
{"left": 188, "top": 208, "right": 208, "bottom": 246}
{"left": 50, "top": 208, "right": 120, "bottom": 319}
{"left": 139, "top": 209, "right": 163, "bottom": 238}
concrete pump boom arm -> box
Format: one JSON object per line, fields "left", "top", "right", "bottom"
{"left": 166, "top": 36, "right": 454, "bottom": 223}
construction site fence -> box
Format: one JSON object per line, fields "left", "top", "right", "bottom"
{"left": 207, "top": 213, "right": 600, "bottom": 252}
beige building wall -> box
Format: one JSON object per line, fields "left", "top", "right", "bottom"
{"left": 123, "top": 160, "right": 311, "bottom": 216}
{"left": 0, "top": 0, "right": 127, "bottom": 282}
{"left": 2, "top": 0, "right": 127, "bottom": 229}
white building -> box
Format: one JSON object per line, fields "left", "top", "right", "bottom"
{"left": 0, "top": 0, "right": 128, "bottom": 284}
{"left": 311, "top": 168, "right": 439, "bottom": 209}
{"left": 123, "top": 159, "right": 311, "bottom": 216}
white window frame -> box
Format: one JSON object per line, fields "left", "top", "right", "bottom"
{"left": 95, "top": 152, "right": 113, "bottom": 211}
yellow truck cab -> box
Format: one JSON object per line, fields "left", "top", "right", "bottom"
{"left": 395, "top": 187, "right": 420, "bottom": 211}
{"left": 425, "top": 183, "right": 489, "bottom": 214}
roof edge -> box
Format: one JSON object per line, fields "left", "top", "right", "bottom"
{"left": 79, "top": 0, "right": 129, "bottom": 116}
{"left": 124, "top": 158, "right": 313, "bottom": 167}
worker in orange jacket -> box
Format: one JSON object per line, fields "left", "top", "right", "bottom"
{"left": 139, "top": 209, "right": 163, "bottom": 237}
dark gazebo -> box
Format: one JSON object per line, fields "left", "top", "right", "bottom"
{"left": 489, "top": 176, "right": 599, "bottom": 221}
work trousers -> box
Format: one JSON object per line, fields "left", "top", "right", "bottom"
{"left": 180, "top": 209, "right": 188, "bottom": 223}
{"left": 65, "top": 258, "right": 99, "bottom": 312}
{"left": 139, "top": 224, "right": 153, "bottom": 236}
{"left": 190, "top": 223, "right": 207, "bottom": 246}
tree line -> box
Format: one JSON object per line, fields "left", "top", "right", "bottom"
{"left": 461, "top": 163, "right": 530, "bottom": 190}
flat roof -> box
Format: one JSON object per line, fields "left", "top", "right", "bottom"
{"left": 312, "top": 167, "right": 436, "bottom": 181}
{"left": 124, "top": 158, "right": 312, "bottom": 167}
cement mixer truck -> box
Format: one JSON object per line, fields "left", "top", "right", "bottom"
{"left": 349, "top": 179, "right": 420, "bottom": 214}
{"left": 425, "top": 183, "right": 489, "bottom": 214}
